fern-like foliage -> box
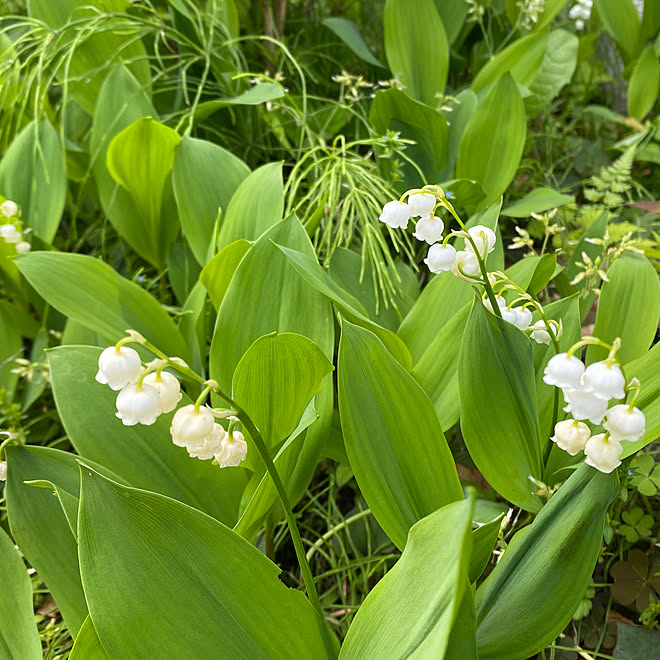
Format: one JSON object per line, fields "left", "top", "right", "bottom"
{"left": 583, "top": 145, "right": 636, "bottom": 208}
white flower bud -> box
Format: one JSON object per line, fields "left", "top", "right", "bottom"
{"left": 563, "top": 388, "right": 609, "bottom": 424}
{"left": 407, "top": 192, "right": 437, "bottom": 217}
{"left": 424, "top": 243, "right": 456, "bottom": 273}
{"left": 465, "top": 225, "right": 496, "bottom": 258}
{"left": 187, "top": 424, "right": 226, "bottom": 460}
{"left": 603, "top": 404, "right": 645, "bottom": 442}
{"left": 95, "top": 346, "right": 142, "bottom": 391}
{"left": 584, "top": 433, "right": 623, "bottom": 474}
{"left": 215, "top": 430, "right": 248, "bottom": 468}
{"left": 530, "top": 320, "right": 551, "bottom": 345}
{"left": 451, "top": 250, "right": 481, "bottom": 282}
{"left": 142, "top": 371, "right": 182, "bottom": 414}
{"left": 413, "top": 214, "right": 445, "bottom": 244}
{"left": 15, "top": 241, "right": 30, "bottom": 254}
{"left": 115, "top": 383, "right": 161, "bottom": 426}
{"left": 543, "top": 353, "right": 585, "bottom": 390}
{"left": 582, "top": 361, "right": 625, "bottom": 400}
{"left": 170, "top": 404, "right": 214, "bottom": 447}
{"left": 0, "top": 461, "right": 6, "bottom": 481}
{"left": 0, "top": 200, "right": 18, "bottom": 218}
{"left": 551, "top": 419, "right": 591, "bottom": 455}
{"left": 379, "top": 201, "right": 412, "bottom": 229}
{"left": 483, "top": 295, "right": 507, "bottom": 314}
{"left": 0, "top": 224, "right": 21, "bottom": 243}
{"left": 512, "top": 307, "right": 533, "bottom": 331}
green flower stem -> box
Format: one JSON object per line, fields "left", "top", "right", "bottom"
{"left": 566, "top": 337, "right": 611, "bottom": 358}
{"left": 306, "top": 508, "right": 372, "bottom": 562}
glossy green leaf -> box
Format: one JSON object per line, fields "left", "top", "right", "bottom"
{"left": 440, "top": 89, "right": 478, "bottom": 180}
{"left": 476, "top": 464, "right": 617, "bottom": 659}
{"left": 106, "top": 117, "right": 181, "bottom": 267}
{"left": 275, "top": 241, "right": 412, "bottom": 369}
{"left": 501, "top": 187, "right": 574, "bottom": 217}
{"left": 218, "top": 162, "right": 284, "bottom": 249}
{"left": 384, "top": 0, "right": 448, "bottom": 105}
{"left": 200, "top": 239, "right": 251, "bottom": 310}
{"left": 323, "top": 17, "right": 384, "bottom": 67}
{"left": 232, "top": 332, "right": 333, "bottom": 446}
{"left": 586, "top": 253, "right": 660, "bottom": 365}
{"left": 5, "top": 445, "right": 87, "bottom": 635}
{"left": 0, "top": 525, "right": 41, "bottom": 659}
{"left": 457, "top": 74, "right": 526, "bottom": 208}
{"left": 77, "top": 468, "right": 336, "bottom": 659}
{"left": 370, "top": 88, "right": 449, "bottom": 184}
{"left": 597, "top": 0, "right": 642, "bottom": 60}
{"left": 340, "top": 499, "right": 473, "bottom": 658}
{"left": 70, "top": 617, "right": 109, "bottom": 660}
{"left": 49, "top": 346, "right": 246, "bottom": 526}
{"left": 0, "top": 118, "right": 66, "bottom": 242}
{"left": 338, "top": 320, "right": 462, "bottom": 550}
{"left": 628, "top": 45, "right": 660, "bottom": 120}
{"left": 470, "top": 516, "right": 503, "bottom": 584}
{"left": 433, "top": 0, "right": 468, "bottom": 44}
{"left": 172, "top": 137, "right": 250, "bottom": 265}
{"left": 16, "top": 252, "right": 190, "bottom": 361}
{"left": 459, "top": 301, "right": 543, "bottom": 512}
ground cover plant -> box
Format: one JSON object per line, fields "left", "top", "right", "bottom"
{"left": 0, "top": 0, "right": 659, "bottom": 658}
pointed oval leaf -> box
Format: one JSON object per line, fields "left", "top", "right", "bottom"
{"left": 628, "top": 44, "right": 660, "bottom": 121}
{"left": 323, "top": 17, "right": 384, "bottom": 67}
{"left": 78, "top": 468, "right": 335, "bottom": 659}
{"left": 338, "top": 320, "right": 463, "bottom": 549}
{"left": 597, "top": 0, "right": 642, "bottom": 60}
{"left": 70, "top": 617, "right": 110, "bottom": 660}
{"left": 200, "top": 239, "right": 252, "bottom": 310}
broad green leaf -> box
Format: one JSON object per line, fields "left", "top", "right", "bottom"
{"left": 275, "top": 241, "right": 412, "bottom": 369}
{"left": 15, "top": 252, "right": 190, "bottom": 361}
{"left": 501, "top": 187, "right": 574, "bottom": 217}
{"left": 459, "top": 301, "right": 543, "bottom": 512}
{"left": 177, "top": 280, "right": 207, "bottom": 376}
{"left": 370, "top": 88, "right": 449, "bottom": 184}
{"left": 26, "top": 0, "right": 150, "bottom": 114}
{"left": 6, "top": 445, "right": 87, "bottom": 635}
{"left": 532, "top": 0, "right": 571, "bottom": 31}
{"left": 200, "top": 239, "right": 252, "bottom": 310}
{"left": 193, "top": 83, "right": 286, "bottom": 121}
{"left": 586, "top": 253, "right": 660, "bottom": 365}
{"left": 433, "top": 0, "right": 468, "bottom": 44}
{"left": 323, "top": 17, "right": 384, "bottom": 67}
{"left": 475, "top": 464, "right": 617, "bottom": 659}
{"left": 232, "top": 332, "right": 333, "bottom": 446}
{"left": 0, "top": 525, "right": 41, "bottom": 659}
{"left": 470, "top": 516, "right": 503, "bottom": 584}
{"left": 49, "top": 346, "right": 246, "bottom": 525}
{"left": 340, "top": 499, "right": 474, "bottom": 658}
{"left": 0, "top": 118, "right": 66, "bottom": 242}
{"left": 338, "top": 321, "right": 463, "bottom": 550}
{"left": 106, "top": 117, "right": 181, "bottom": 267}
{"left": 439, "top": 89, "right": 478, "bottom": 181}
{"left": 218, "top": 162, "right": 284, "bottom": 249}
{"left": 384, "top": 0, "right": 449, "bottom": 106}
{"left": 70, "top": 617, "right": 109, "bottom": 660}
{"left": 597, "top": 0, "right": 642, "bottom": 60}
{"left": 457, "top": 74, "right": 526, "bottom": 208}
{"left": 472, "top": 33, "right": 549, "bottom": 93}
{"left": 628, "top": 45, "right": 660, "bottom": 120}
{"left": 0, "top": 301, "right": 21, "bottom": 401}
{"left": 640, "top": 0, "right": 660, "bottom": 43}
{"left": 77, "top": 468, "right": 336, "bottom": 659}
{"left": 172, "top": 137, "right": 250, "bottom": 265}
{"left": 525, "top": 31, "right": 578, "bottom": 117}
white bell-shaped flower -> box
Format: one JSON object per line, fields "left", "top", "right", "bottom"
{"left": 142, "top": 371, "right": 182, "bottom": 414}
{"left": 413, "top": 214, "right": 445, "bottom": 244}
{"left": 187, "top": 424, "right": 226, "bottom": 460}
{"left": 563, "top": 388, "right": 609, "bottom": 424}
{"left": 512, "top": 307, "right": 533, "bottom": 331}
{"left": 483, "top": 296, "right": 507, "bottom": 315}
{"left": 603, "top": 404, "right": 646, "bottom": 442}
{"left": 95, "top": 346, "right": 142, "bottom": 391}
{"left": 424, "top": 243, "right": 456, "bottom": 273}
{"left": 379, "top": 201, "right": 412, "bottom": 229}
{"left": 170, "top": 404, "right": 215, "bottom": 447}
{"left": 0, "top": 224, "right": 21, "bottom": 243}
{"left": 582, "top": 361, "right": 625, "bottom": 400}
{"left": 215, "top": 430, "right": 248, "bottom": 468}
{"left": 530, "top": 320, "right": 551, "bottom": 345}
{"left": 451, "top": 250, "right": 481, "bottom": 282}
{"left": 543, "top": 353, "right": 585, "bottom": 390}
{"left": 0, "top": 461, "right": 6, "bottom": 481}
{"left": 407, "top": 192, "right": 436, "bottom": 217}
{"left": 584, "top": 433, "right": 623, "bottom": 474}
{"left": 465, "top": 225, "right": 496, "bottom": 258}
{"left": 15, "top": 241, "right": 30, "bottom": 254}
{"left": 115, "top": 383, "right": 161, "bottom": 426}
{"left": 0, "top": 200, "right": 18, "bottom": 218}
{"left": 551, "top": 419, "right": 591, "bottom": 455}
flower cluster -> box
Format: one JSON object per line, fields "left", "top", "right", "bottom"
{"left": 0, "top": 199, "right": 30, "bottom": 254}
{"left": 95, "top": 339, "right": 247, "bottom": 469}
{"left": 568, "top": 0, "right": 592, "bottom": 30}
{"left": 543, "top": 339, "right": 645, "bottom": 473}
